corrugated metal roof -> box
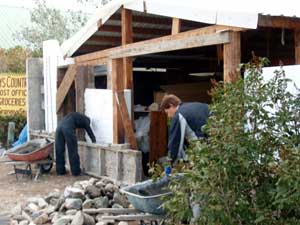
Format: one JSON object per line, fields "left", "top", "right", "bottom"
{"left": 0, "top": 6, "right": 30, "bottom": 49}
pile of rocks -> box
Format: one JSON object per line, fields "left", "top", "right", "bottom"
{"left": 10, "top": 178, "right": 132, "bottom": 225}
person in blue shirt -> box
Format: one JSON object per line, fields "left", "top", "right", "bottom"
{"left": 160, "top": 95, "right": 209, "bottom": 163}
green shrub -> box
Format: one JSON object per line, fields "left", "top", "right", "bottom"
{"left": 163, "top": 57, "right": 300, "bottom": 225}
{"left": 0, "top": 113, "right": 26, "bottom": 148}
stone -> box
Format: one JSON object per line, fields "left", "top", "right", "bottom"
{"left": 31, "top": 211, "right": 43, "bottom": 220}
{"left": 64, "top": 186, "right": 85, "bottom": 199}
{"left": 71, "top": 211, "right": 84, "bottom": 225}
{"left": 113, "top": 192, "right": 129, "bottom": 208}
{"left": 27, "top": 197, "right": 48, "bottom": 209}
{"left": 27, "top": 203, "right": 39, "bottom": 213}
{"left": 46, "top": 205, "right": 55, "bottom": 214}
{"left": 95, "top": 181, "right": 105, "bottom": 189}
{"left": 65, "top": 198, "right": 83, "bottom": 210}
{"left": 86, "top": 185, "right": 101, "bottom": 198}
{"left": 105, "top": 191, "right": 113, "bottom": 200}
{"left": 10, "top": 220, "right": 18, "bottom": 225}
{"left": 53, "top": 217, "right": 72, "bottom": 225}
{"left": 104, "top": 183, "right": 116, "bottom": 193}
{"left": 83, "top": 213, "right": 95, "bottom": 225}
{"left": 50, "top": 212, "right": 60, "bottom": 223}
{"left": 54, "top": 197, "right": 65, "bottom": 211}
{"left": 118, "top": 222, "right": 129, "bottom": 225}
{"left": 59, "top": 202, "right": 65, "bottom": 212}
{"left": 96, "top": 222, "right": 107, "bottom": 225}
{"left": 82, "top": 199, "right": 94, "bottom": 209}
{"left": 45, "top": 192, "right": 61, "bottom": 203}
{"left": 33, "top": 213, "right": 49, "bottom": 225}
{"left": 88, "top": 178, "right": 98, "bottom": 185}
{"left": 66, "top": 209, "right": 78, "bottom": 215}
{"left": 38, "top": 198, "right": 48, "bottom": 209}
{"left": 93, "top": 196, "right": 109, "bottom": 209}
{"left": 49, "top": 212, "right": 59, "bottom": 223}
{"left": 11, "top": 203, "right": 22, "bottom": 216}
{"left": 19, "top": 220, "right": 29, "bottom": 225}
{"left": 112, "top": 203, "right": 123, "bottom": 209}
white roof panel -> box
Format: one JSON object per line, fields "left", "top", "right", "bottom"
{"left": 59, "top": 0, "right": 300, "bottom": 58}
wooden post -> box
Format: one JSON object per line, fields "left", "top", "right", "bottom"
{"left": 121, "top": 7, "right": 134, "bottom": 134}
{"left": 223, "top": 31, "right": 241, "bottom": 83}
{"left": 172, "top": 18, "right": 181, "bottom": 35}
{"left": 121, "top": 8, "right": 133, "bottom": 89}
{"left": 295, "top": 29, "right": 300, "bottom": 64}
{"left": 111, "top": 58, "right": 125, "bottom": 144}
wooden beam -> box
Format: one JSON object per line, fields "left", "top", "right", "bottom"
{"left": 111, "top": 58, "right": 125, "bottom": 144}
{"left": 75, "top": 25, "right": 243, "bottom": 64}
{"left": 115, "top": 91, "right": 137, "bottom": 150}
{"left": 56, "top": 65, "right": 77, "bottom": 112}
{"left": 258, "top": 15, "right": 300, "bottom": 29}
{"left": 223, "top": 31, "right": 241, "bottom": 83}
{"left": 110, "top": 30, "right": 230, "bottom": 59}
{"left": 172, "top": 18, "right": 181, "bottom": 35}
{"left": 295, "top": 29, "right": 300, "bottom": 64}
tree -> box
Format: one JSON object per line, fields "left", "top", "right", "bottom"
{"left": 163, "top": 56, "right": 300, "bottom": 224}
{"left": 0, "top": 47, "right": 30, "bottom": 73}
{"left": 15, "top": 0, "right": 88, "bottom": 56}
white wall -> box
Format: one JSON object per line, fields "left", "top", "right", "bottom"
{"left": 85, "top": 89, "right": 131, "bottom": 144}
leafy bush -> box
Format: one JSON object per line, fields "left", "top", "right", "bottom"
{"left": 0, "top": 113, "right": 26, "bottom": 148}
{"left": 163, "top": 57, "right": 300, "bottom": 225}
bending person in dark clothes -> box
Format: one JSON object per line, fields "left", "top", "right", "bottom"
{"left": 55, "top": 112, "right": 96, "bottom": 176}
{"left": 160, "top": 94, "right": 209, "bottom": 163}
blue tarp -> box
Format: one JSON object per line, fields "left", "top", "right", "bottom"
{"left": 12, "top": 124, "right": 28, "bottom": 147}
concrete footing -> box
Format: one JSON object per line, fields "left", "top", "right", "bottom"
{"left": 30, "top": 131, "right": 143, "bottom": 184}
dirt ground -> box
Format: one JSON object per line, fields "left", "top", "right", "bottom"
{"left": 0, "top": 159, "right": 89, "bottom": 216}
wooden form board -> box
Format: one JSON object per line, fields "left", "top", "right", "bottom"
{"left": 149, "top": 111, "right": 168, "bottom": 163}
{"left": 56, "top": 65, "right": 77, "bottom": 112}
{"left": 115, "top": 91, "right": 137, "bottom": 150}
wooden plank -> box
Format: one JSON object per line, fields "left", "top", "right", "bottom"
{"left": 111, "top": 59, "right": 125, "bottom": 144}
{"left": 172, "top": 18, "right": 181, "bottom": 35}
{"left": 115, "top": 91, "right": 137, "bottom": 150}
{"left": 101, "top": 214, "right": 164, "bottom": 221}
{"left": 223, "top": 31, "right": 241, "bottom": 83}
{"left": 83, "top": 208, "right": 140, "bottom": 214}
{"left": 110, "top": 30, "right": 230, "bottom": 59}
{"left": 295, "top": 29, "right": 300, "bottom": 64}
{"left": 258, "top": 15, "right": 300, "bottom": 29}
{"left": 56, "top": 65, "right": 77, "bottom": 112}
{"left": 75, "top": 25, "right": 242, "bottom": 64}
{"left": 149, "top": 111, "right": 168, "bottom": 163}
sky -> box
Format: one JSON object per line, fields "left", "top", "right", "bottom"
{"left": 0, "top": 0, "right": 97, "bottom": 12}
{"left": 0, "top": 0, "right": 300, "bottom": 17}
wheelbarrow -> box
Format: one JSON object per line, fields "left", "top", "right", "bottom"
{"left": 4, "top": 138, "right": 54, "bottom": 180}
{"left": 121, "top": 177, "right": 172, "bottom": 215}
